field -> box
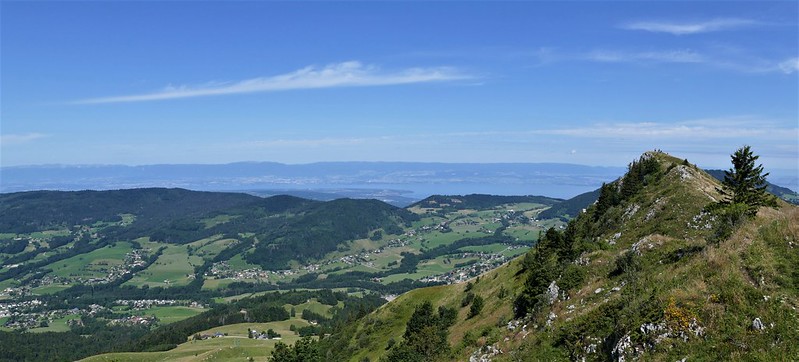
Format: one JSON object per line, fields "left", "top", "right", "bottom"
{"left": 48, "top": 242, "right": 134, "bottom": 279}
{"left": 81, "top": 318, "right": 312, "bottom": 362}
{"left": 121, "top": 306, "right": 207, "bottom": 325}
{"left": 124, "top": 242, "right": 202, "bottom": 288}
{"left": 31, "top": 283, "right": 72, "bottom": 295}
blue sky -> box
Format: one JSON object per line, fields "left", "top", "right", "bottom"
{"left": 2, "top": 1, "right": 797, "bottom": 179}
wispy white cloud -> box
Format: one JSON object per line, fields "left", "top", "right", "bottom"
{"left": 74, "top": 61, "right": 472, "bottom": 104}
{"left": 621, "top": 18, "right": 757, "bottom": 35}
{"left": 585, "top": 49, "right": 705, "bottom": 63}
{"left": 239, "top": 136, "right": 390, "bottom": 148}
{"left": 778, "top": 58, "right": 799, "bottom": 74}
{"left": 532, "top": 118, "right": 798, "bottom": 140}
{"left": 0, "top": 133, "right": 49, "bottom": 146}
{"left": 566, "top": 48, "right": 796, "bottom": 74}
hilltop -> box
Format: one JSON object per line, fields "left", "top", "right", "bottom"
{"left": 320, "top": 151, "right": 798, "bottom": 361}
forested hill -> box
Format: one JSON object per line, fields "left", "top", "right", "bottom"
{"left": 244, "top": 198, "right": 420, "bottom": 269}
{"left": 410, "top": 194, "right": 561, "bottom": 211}
{"left": 0, "top": 188, "right": 418, "bottom": 276}
{"left": 536, "top": 188, "right": 601, "bottom": 221}
{"left": 0, "top": 188, "right": 263, "bottom": 233}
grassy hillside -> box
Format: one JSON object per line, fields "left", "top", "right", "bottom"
{"left": 537, "top": 168, "right": 799, "bottom": 223}
{"left": 329, "top": 151, "right": 799, "bottom": 361}
{"left": 81, "top": 318, "right": 310, "bottom": 362}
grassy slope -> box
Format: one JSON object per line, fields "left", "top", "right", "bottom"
{"left": 335, "top": 153, "right": 799, "bottom": 361}
{"left": 80, "top": 318, "right": 311, "bottom": 362}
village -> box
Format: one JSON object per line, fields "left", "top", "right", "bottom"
{"left": 0, "top": 297, "right": 204, "bottom": 331}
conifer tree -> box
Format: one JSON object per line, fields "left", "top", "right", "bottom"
{"left": 717, "top": 145, "right": 776, "bottom": 215}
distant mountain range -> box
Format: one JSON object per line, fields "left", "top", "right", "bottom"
{"left": 2, "top": 163, "right": 794, "bottom": 209}
{"left": 0, "top": 162, "right": 626, "bottom": 201}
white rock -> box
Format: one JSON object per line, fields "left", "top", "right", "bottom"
{"left": 546, "top": 281, "right": 560, "bottom": 305}
{"left": 612, "top": 333, "right": 633, "bottom": 362}
{"left": 752, "top": 317, "right": 765, "bottom": 330}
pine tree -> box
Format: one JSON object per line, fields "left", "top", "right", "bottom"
{"left": 717, "top": 145, "right": 776, "bottom": 215}
{"left": 386, "top": 301, "right": 454, "bottom": 362}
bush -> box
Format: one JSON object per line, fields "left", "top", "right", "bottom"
{"left": 468, "top": 296, "right": 484, "bottom": 318}
{"left": 559, "top": 265, "right": 586, "bottom": 291}
{"left": 461, "top": 292, "right": 475, "bottom": 308}
{"left": 708, "top": 203, "right": 749, "bottom": 244}
{"left": 611, "top": 250, "right": 640, "bottom": 277}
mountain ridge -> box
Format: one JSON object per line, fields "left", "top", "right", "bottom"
{"left": 320, "top": 151, "right": 799, "bottom": 361}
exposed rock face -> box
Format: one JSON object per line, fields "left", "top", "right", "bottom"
{"left": 546, "top": 281, "right": 560, "bottom": 305}
{"left": 752, "top": 317, "right": 765, "bottom": 331}
{"left": 675, "top": 165, "right": 694, "bottom": 181}
{"left": 469, "top": 345, "right": 502, "bottom": 362}
{"left": 623, "top": 204, "right": 640, "bottom": 220}
{"left": 612, "top": 333, "right": 633, "bottom": 362}
{"left": 546, "top": 312, "right": 558, "bottom": 327}
{"left": 608, "top": 232, "right": 622, "bottom": 245}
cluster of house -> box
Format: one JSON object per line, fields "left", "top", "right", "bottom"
{"left": 248, "top": 328, "right": 282, "bottom": 340}
{"left": 0, "top": 299, "right": 46, "bottom": 329}
{"left": 108, "top": 314, "right": 157, "bottom": 326}
{"left": 206, "top": 261, "right": 296, "bottom": 281}
{"left": 192, "top": 332, "right": 227, "bottom": 340}
{"left": 337, "top": 253, "right": 370, "bottom": 265}
{"left": 1, "top": 301, "right": 109, "bottom": 331}
{"left": 419, "top": 247, "right": 522, "bottom": 285}
{"left": 0, "top": 286, "right": 31, "bottom": 298}
{"left": 0, "top": 298, "right": 44, "bottom": 319}
{"left": 85, "top": 249, "right": 149, "bottom": 285}
{"left": 113, "top": 299, "right": 203, "bottom": 310}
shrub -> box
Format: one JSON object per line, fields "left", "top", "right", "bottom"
{"left": 468, "top": 296, "right": 484, "bottom": 318}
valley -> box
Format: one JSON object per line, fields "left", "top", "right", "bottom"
{"left": 0, "top": 189, "right": 568, "bottom": 360}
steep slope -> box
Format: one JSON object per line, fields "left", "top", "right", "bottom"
{"left": 328, "top": 151, "right": 799, "bottom": 361}
{"left": 538, "top": 169, "right": 798, "bottom": 223}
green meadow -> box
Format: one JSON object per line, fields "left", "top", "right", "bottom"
{"left": 49, "top": 242, "right": 134, "bottom": 279}
{"left": 81, "top": 318, "right": 312, "bottom": 362}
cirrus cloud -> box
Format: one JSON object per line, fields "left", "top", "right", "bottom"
{"left": 73, "top": 61, "right": 473, "bottom": 104}
{"left": 532, "top": 118, "right": 798, "bottom": 140}
{"left": 621, "top": 18, "right": 757, "bottom": 35}
{"left": 0, "top": 133, "right": 50, "bottom": 146}
{"left": 778, "top": 58, "right": 799, "bottom": 74}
